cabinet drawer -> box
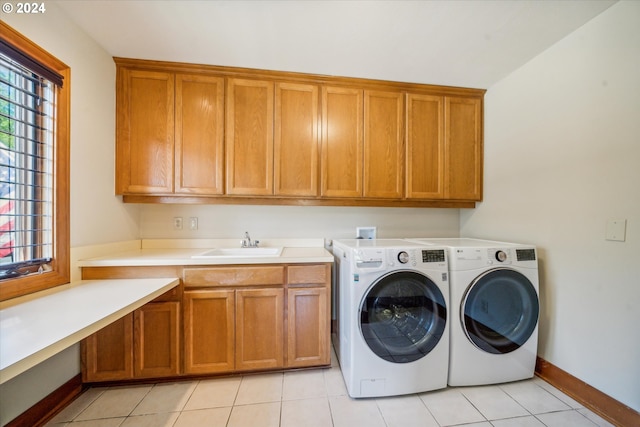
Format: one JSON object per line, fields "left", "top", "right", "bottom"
{"left": 184, "top": 266, "right": 285, "bottom": 288}
{"left": 287, "top": 264, "right": 329, "bottom": 285}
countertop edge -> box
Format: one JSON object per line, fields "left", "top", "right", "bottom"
{"left": 77, "top": 247, "right": 335, "bottom": 267}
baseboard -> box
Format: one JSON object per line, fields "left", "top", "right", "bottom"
{"left": 5, "top": 374, "right": 84, "bottom": 427}
{"left": 535, "top": 357, "right": 640, "bottom": 427}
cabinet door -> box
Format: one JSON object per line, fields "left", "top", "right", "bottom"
{"left": 287, "top": 287, "right": 330, "bottom": 367}
{"left": 175, "top": 74, "right": 225, "bottom": 195}
{"left": 183, "top": 290, "right": 235, "bottom": 374}
{"left": 116, "top": 69, "right": 175, "bottom": 194}
{"left": 275, "top": 82, "right": 319, "bottom": 196}
{"left": 134, "top": 301, "right": 180, "bottom": 378}
{"left": 83, "top": 313, "right": 133, "bottom": 382}
{"left": 406, "top": 94, "right": 444, "bottom": 199}
{"left": 445, "top": 97, "right": 483, "bottom": 200}
{"left": 226, "top": 78, "right": 274, "bottom": 195}
{"left": 321, "top": 86, "right": 363, "bottom": 197}
{"left": 364, "top": 90, "right": 404, "bottom": 198}
{"left": 236, "top": 288, "right": 284, "bottom": 371}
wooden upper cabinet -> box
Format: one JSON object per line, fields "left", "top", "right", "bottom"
{"left": 406, "top": 94, "right": 483, "bottom": 201}
{"left": 364, "top": 90, "right": 404, "bottom": 198}
{"left": 175, "top": 74, "right": 225, "bottom": 195}
{"left": 445, "top": 97, "right": 482, "bottom": 200}
{"left": 116, "top": 69, "right": 175, "bottom": 194}
{"left": 406, "top": 94, "right": 444, "bottom": 199}
{"left": 321, "top": 88, "right": 403, "bottom": 199}
{"left": 226, "top": 78, "right": 274, "bottom": 195}
{"left": 321, "top": 86, "right": 363, "bottom": 198}
{"left": 114, "top": 58, "right": 484, "bottom": 206}
{"left": 274, "top": 82, "right": 319, "bottom": 196}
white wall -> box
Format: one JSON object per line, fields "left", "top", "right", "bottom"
{"left": 139, "top": 204, "right": 460, "bottom": 241}
{"left": 3, "top": 6, "right": 139, "bottom": 248}
{"left": 1, "top": 5, "right": 139, "bottom": 425}
{"left": 461, "top": 0, "right": 640, "bottom": 412}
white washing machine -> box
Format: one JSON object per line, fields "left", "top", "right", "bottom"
{"left": 332, "top": 239, "right": 449, "bottom": 398}
{"left": 408, "top": 238, "right": 540, "bottom": 386}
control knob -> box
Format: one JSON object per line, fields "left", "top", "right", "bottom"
{"left": 397, "top": 251, "right": 410, "bottom": 264}
{"left": 495, "top": 250, "right": 508, "bottom": 262}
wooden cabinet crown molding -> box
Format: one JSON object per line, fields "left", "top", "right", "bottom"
{"left": 113, "top": 57, "right": 486, "bottom": 98}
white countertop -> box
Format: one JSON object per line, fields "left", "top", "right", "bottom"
{"left": 77, "top": 246, "right": 334, "bottom": 267}
{"left": 0, "top": 277, "right": 179, "bottom": 384}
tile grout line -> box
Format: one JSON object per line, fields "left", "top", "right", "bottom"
{"left": 458, "top": 389, "right": 491, "bottom": 426}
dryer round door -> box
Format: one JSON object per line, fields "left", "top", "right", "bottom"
{"left": 359, "top": 270, "right": 447, "bottom": 363}
{"left": 462, "top": 268, "right": 539, "bottom": 354}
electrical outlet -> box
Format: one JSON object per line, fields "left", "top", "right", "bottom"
{"left": 173, "top": 217, "right": 183, "bottom": 230}
{"left": 606, "top": 219, "right": 626, "bottom": 242}
{"left": 189, "top": 217, "right": 198, "bottom": 230}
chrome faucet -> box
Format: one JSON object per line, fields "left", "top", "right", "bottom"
{"left": 241, "top": 231, "right": 259, "bottom": 248}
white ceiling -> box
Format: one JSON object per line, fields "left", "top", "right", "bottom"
{"left": 55, "top": 0, "right": 617, "bottom": 89}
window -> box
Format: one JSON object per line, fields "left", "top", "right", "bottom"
{"left": 0, "top": 22, "right": 70, "bottom": 301}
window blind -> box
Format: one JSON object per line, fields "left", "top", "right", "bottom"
{"left": 0, "top": 51, "right": 55, "bottom": 278}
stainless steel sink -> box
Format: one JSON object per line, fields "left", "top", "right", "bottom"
{"left": 192, "top": 247, "right": 283, "bottom": 258}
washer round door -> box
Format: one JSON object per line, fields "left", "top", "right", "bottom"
{"left": 359, "top": 270, "right": 447, "bottom": 363}
{"left": 462, "top": 268, "right": 539, "bottom": 354}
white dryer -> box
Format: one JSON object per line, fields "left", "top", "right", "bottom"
{"left": 408, "top": 238, "right": 539, "bottom": 386}
{"left": 332, "top": 239, "right": 449, "bottom": 398}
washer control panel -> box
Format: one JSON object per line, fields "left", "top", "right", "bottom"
{"left": 354, "top": 248, "right": 385, "bottom": 269}
{"left": 397, "top": 251, "right": 410, "bottom": 264}
{"left": 422, "top": 249, "right": 446, "bottom": 263}
{"left": 389, "top": 248, "right": 447, "bottom": 268}
{"left": 354, "top": 247, "right": 447, "bottom": 269}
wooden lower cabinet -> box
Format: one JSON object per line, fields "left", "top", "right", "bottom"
{"left": 183, "top": 289, "right": 235, "bottom": 374}
{"left": 83, "top": 314, "right": 133, "bottom": 382}
{"left": 183, "top": 288, "right": 284, "bottom": 374}
{"left": 82, "top": 263, "right": 331, "bottom": 383}
{"left": 287, "top": 287, "right": 329, "bottom": 367}
{"left": 134, "top": 301, "right": 180, "bottom": 378}
{"left": 83, "top": 301, "right": 180, "bottom": 382}
{"left": 236, "top": 288, "right": 284, "bottom": 371}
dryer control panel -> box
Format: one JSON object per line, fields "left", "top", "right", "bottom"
{"left": 488, "top": 249, "right": 512, "bottom": 265}
{"left": 450, "top": 246, "right": 537, "bottom": 269}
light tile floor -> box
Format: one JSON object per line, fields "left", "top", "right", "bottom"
{"left": 46, "top": 347, "right": 615, "bottom": 427}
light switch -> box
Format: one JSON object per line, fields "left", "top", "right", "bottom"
{"left": 605, "top": 219, "right": 626, "bottom": 242}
